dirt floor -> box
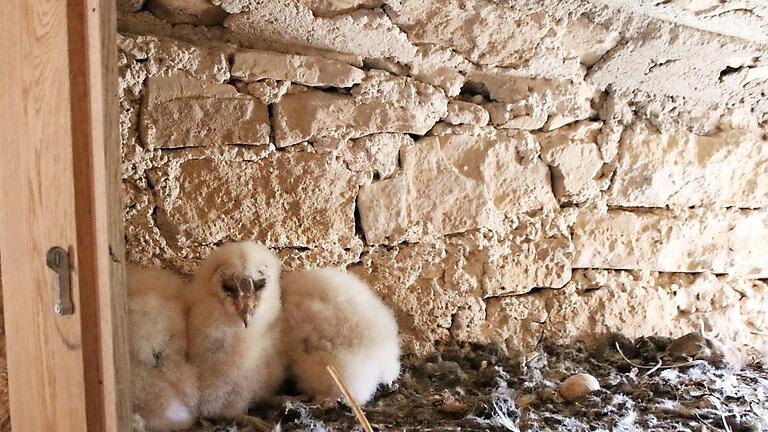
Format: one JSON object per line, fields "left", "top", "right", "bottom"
{"left": 191, "top": 333, "right": 768, "bottom": 432}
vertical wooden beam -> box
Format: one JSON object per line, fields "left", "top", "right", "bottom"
{"left": 67, "top": 0, "right": 132, "bottom": 431}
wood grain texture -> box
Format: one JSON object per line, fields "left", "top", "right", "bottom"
{"left": 0, "top": 0, "right": 91, "bottom": 430}
{"left": 66, "top": 0, "right": 132, "bottom": 430}
{"left": 0, "top": 0, "right": 129, "bottom": 430}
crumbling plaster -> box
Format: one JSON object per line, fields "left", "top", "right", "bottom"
{"left": 119, "top": 0, "right": 768, "bottom": 356}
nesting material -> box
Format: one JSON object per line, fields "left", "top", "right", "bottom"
{"left": 222, "top": 336, "right": 768, "bottom": 431}
{"left": 559, "top": 373, "right": 600, "bottom": 401}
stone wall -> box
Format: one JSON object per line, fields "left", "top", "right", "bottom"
{"left": 118, "top": 0, "right": 768, "bottom": 356}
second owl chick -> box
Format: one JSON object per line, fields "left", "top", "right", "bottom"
{"left": 281, "top": 268, "right": 400, "bottom": 405}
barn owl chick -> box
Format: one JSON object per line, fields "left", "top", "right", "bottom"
{"left": 187, "top": 241, "right": 284, "bottom": 422}
{"left": 281, "top": 268, "right": 401, "bottom": 405}
{"left": 127, "top": 266, "right": 198, "bottom": 432}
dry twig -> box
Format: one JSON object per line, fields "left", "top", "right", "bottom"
{"left": 326, "top": 364, "right": 374, "bottom": 432}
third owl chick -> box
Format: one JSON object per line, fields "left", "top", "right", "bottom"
{"left": 281, "top": 268, "right": 400, "bottom": 405}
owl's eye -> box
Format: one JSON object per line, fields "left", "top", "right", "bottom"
{"left": 222, "top": 280, "right": 239, "bottom": 296}
{"left": 252, "top": 278, "right": 266, "bottom": 292}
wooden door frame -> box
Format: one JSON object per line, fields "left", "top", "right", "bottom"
{"left": 0, "top": 0, "right": 130, "bottom": 430}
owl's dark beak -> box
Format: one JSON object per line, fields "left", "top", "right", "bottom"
{"left": 234, "top": 297, "right": 254, "bottom": 328}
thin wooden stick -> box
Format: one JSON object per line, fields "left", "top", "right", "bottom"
{"left": 326, "top": 365, "right": 374, "bottom": 432}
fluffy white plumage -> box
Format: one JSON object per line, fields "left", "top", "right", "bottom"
{"left": 127, "top": 266, "right": 198, "bottom": 432}
{"left": 281, "top": 268, "right": 401, "bottom": 405}
{"left": 187, "top": 241, "right": 284, "bottom": 419}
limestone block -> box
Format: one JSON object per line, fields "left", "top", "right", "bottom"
{"left": 572, "top": 208, "right": 768, "bottom": 277}
{"left": 209, "top": 0, "right": 246, "bottom": 12}
{"left": 242, "top": 80, "right": 290, "bottom": 104}
{"left": 545, "top": 272, "right": 684, "bottom": 345}
{"left": 297, "top": 0, "right": 386, "bottom": 17}
{"left": 412, "top": 67, "right": 466, "bottom": 98}
{"left": 352, "top": 70, "right": 447, "bottom": 110}
{"left": 389, "top": 211, "right": 574, "bottom": 300}
{"left": 148, "top": 150, "right": 357, "bottom": 250}
{"left": 486, "top": 270, "right": 768, "bottom": 355}
{"left": 607, "top": 124, "right": 768, "bottom": 208}
{"left": 650, "top": 0, "right": 768, "bottom": 44}
{"left": 272, "top": 72, "right": 447, "bottom": 147}
{"left": 123, "top": 181, "right": 175, "bottom": 268}
{"left": 536, "top": 121, "right": 604, "bottom": 202}
{"left": 737, "top": 279, "right": 768, "bottom": 335}
{"left": 140, "top": 75, "right": 270, "bottom": 148}
{"left": 341, "top": 133, "right": 411, "bottom": 182}
{"left": 146, "top": 0, "right": 228, "bottom": 25}
{"left": 445, "top": 101, "right": 490, "bottom": 126}
{"left": 389, "top": 0, "right": 553, "bottom": 67}
{"left": 588, "top": 22, "right": 765, "bottom": 131}
{"left": 485, "top": 101, "right": 547, "bottom": 130}
{"left": 358, "top": 133, "right": 556, "bottom": 245}
{"left": 119, "top": 96, "right": 146, "bottom": 181}
{"left": 482, "top": 240, "right": 571, "bottom": 296}
{"left": 427, "top": 123, "right": 550, "bottom": 168}
{"left": 470, "top": 72, "right": 597, "bottom": 130}
{"left": 477, "top": 212, "right": 575, "bottom": 297}
{"left": 224, "top": 1, "right": 417, "bottom": 62}
{"left": 543, "top": 270, "right": 768, "bottom": 349}
{"left": 557, "top": 16, "right": 621, "bottom": 67}
{"left": 351, "top": 239, "right": 486, "bottom": 356}
{"left": 118, "top": 33, "right": 230, "bottom": 97}
{"left": 407, "top": 45, "right": 471, "bottom": 97}
{"left": 231, "top": 49, "right": 365, "bottom": 87}
{"left": 484, "top": 294, "right": 550, "bottom": 355}
{"left": 278, "top": 239, "right": 364, "bottom": 273}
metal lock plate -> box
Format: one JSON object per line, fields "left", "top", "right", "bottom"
{"left": 46, "top": 246, "right": 74, "bottom": 315}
